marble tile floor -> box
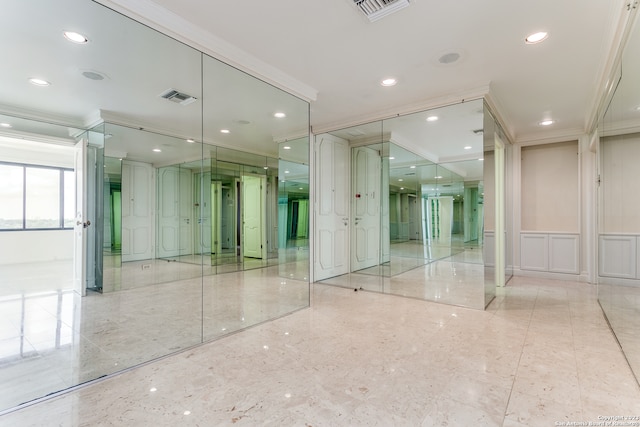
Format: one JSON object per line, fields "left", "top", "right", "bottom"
{"left": 0, "top": 266, "right": 309, "bottom": 412}
{"left": 598, "top": 283, "right": 640, "bottom": 386}
{"left": 321, "top": 255, "right": 487, "bottom": 309}
{"left": 1, "top": 276, "right": 639, "bottom": 426}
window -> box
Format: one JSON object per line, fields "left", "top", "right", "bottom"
{"left": 0, "top": 162, "right": 74, "bottom": 230}
{"left": 0, "top": 164, "right": 24, "bottom": 229}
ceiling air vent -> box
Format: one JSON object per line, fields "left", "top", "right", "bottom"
{"left": 353, "top": 0, "right": 410, "bottom": 22}
{"left": 159, "top": 88, "right": 197, "bottom": 106}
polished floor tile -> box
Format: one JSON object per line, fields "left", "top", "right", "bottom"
{"left": 1, "top": 276, "right": 639, "bottom": 426}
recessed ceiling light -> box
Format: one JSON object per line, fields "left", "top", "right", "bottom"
{"left": 464, "top": 146, "right": 472, "bottom": 150}
{"left": 285, "top": 170, "right": 290, "bottom": 174}
{"left": 283, "top": 146, "right": 291, "bottom": 150}
{"left": 410, "top": 165, "right": 416, "bottom": 169}
{"left": 186, "top": 138, "right": 195, "bottom": 143}
{"left": 220, "top": 129, "right": 230, "bottom": 134}
{"left": 398, "top": 179, "right": 403, "bottom": 182}
{"left": 29, "top": 78, "right": 50, "bottom": 86}
{"left": 479, "top": 158, "right": 484, "bottom": 161}
{"left": 63, "top": 31, "right": 89, "bottom": 44}
{"left": 539, "top": 119, "right": 554, "bottom": 126}
{"left": 525, "top": 31, "right": 548, "bottom": 44}
{"left": 0, "top": 123, "right": 11, "bottom": 128}
{"left": 426, "top": 116, "right": 438, "bottom": 122}
{"left": 274, "top": 112, "right": 286, "bottom": 118}
{"left": 153, "top": 148, "right": 162, "bottom": 153}
{"left": 381, "top": 78, "right": 397, "bottom": 87}
{"left": 635, "top": 106, "right": 640, "bottom": 111}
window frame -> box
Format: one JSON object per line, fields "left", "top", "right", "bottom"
{"left": 0, "top": 161, "right": 74, "bottom": 231}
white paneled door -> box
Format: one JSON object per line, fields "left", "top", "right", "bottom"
{"left": 315, "top": 135, "right": 350, "bottom": 281}
{"left": 122, "top": 161, "right": 153, "bottom": 262}
{"left": 351, "top": 146, "right": 381, "bottom": 272}
{"left": 73, "top": 139, "right": 88, "bottom": 296}
{"left": 157, "top": 166, "right": 192, "bottom": 258}
{"left": 242, "top": 175, "right": 266, "bottom": 259}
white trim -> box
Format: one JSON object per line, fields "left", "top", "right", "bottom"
{"left": 311, "top": 86, "right": 490, "bottom": 135}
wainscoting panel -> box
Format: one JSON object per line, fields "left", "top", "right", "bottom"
{"left": 520, "top": 233, "right": 549, "bottom": 271}
{"left": 549, "top": 234, "right": 580, "bottom": 274}
{"left": 599, "top": 235, "right": 637, "bottom": 279}
{"left": 484, "top": 232, "right": 495, "bottom": 267}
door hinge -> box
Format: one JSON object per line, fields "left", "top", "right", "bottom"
{"left": 597, "top": 174, "right": 601, "bottom": 186}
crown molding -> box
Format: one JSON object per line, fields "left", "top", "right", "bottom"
{"left": 600, "top": 118, "right": 640, "bottom": 137}
{"left": 585, "top": 2, "right": 638, "bottom": 133}
{"left": 0, "top": 104, "right": 85, "bottom": 129}
{"left": 483, "top": 88, "right": 515, "bottom": 145}
{"left": 94, "top": 0, "right": 317, "bottom": 103}
{"left": 311, "top": 85, "right": 490, "bottom": 135}
{"left": 98, "top": 110, "right": 277, "bottom": 158}
{"left": 516, "top": 127, "right": 583, "bottom": 146}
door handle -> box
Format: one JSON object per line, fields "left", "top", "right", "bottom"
{"left": 77, "top": 220, "right": 91, "bottom": 228}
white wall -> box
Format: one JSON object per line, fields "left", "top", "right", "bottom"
{"left": 0, "top": 230, "right": 73, "bottom": 265}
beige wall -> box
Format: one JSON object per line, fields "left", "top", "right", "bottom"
{"left": 601, "top": 133, "right": 640, "bottom": 233}
{"left": 521, "top": 141, "right": 579, "bottom": 232}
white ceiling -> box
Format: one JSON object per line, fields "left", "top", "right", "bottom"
{"left": 1, "top": 0, "right": 638, "bottom": 170}
{"left": 108, "top": 0, "right": 630, "bottom": 140}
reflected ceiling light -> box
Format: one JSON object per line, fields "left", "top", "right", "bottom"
{"left": 426, "top": 116, "right": 438, "bottom": 122}
{"left": 435, "top": 176, "right": 442, "bottom": 179}
{"left": 464, "top": 146, "right": 472, "bottom": 150}
{"left": 29, "top": 78, "right": 50, "bottom": 86}
{"left": 381, "top": 77, "right": 397, "bottom": 87}
{"left": 479, "top": 158, "right": 484, "bottom": 161}
{"left": 283, "top": 146, "right": 291, "bottom": 150}
{"left": 0, "top": 123, "right": 11, "bottom": 128}
{"left": 220, "top": 129, "right": 230, "bottom": 134}
{"left": 63, "top": 31, "right": 89, "bottom": 44}
{"left": 389, "top": 156, "right": 395, "bottom": 160}
{"left": 285, "top": 170, "right": 290, "bottom": 174}
{"left": 410, "top": 165, "right": 416, "bottom": 169}
{"left": 299, "top": 187, "right": 303, "bottom": 190}
{"left": 183, "top": 411, "right": 191, "bottom": 416}
{"left": 539, "top": 119, "right": 554, "bottom": 126}
{"left": 400, "top": 187, "right": 404, "bottom": 190}
{"left": 274, "top": 112, "right": 286, "bottom": 118}
{"left": 149, "top": 387, "right": 157, "bottom": 392}
{"left": 263, "top": 166, "right": 268, "bottom": 170}
{"left": 186, "top": 138, "right": 195, "bottom": 143}
{"left": 153, "top": 148, "right": 162, "bottom": 152}
{"left": 635, "top": 105, "right": 640, "bottom": 111}
{"left": 525, "top": 31, "right": 548, "bottom": 44}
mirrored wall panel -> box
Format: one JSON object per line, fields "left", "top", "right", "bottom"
{"left": 316, "top": 100, "right": 499, "bottom": 309}
{"left": 0, "top": 0, "right": 310, "bottom": 412}
{"left": 598, "top": 10, "right": 640, "bottom": 385}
